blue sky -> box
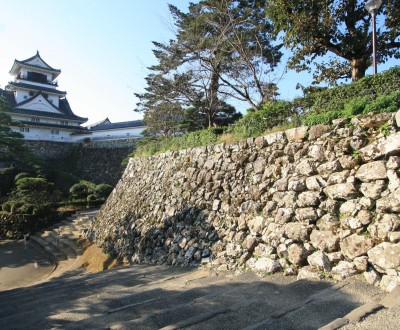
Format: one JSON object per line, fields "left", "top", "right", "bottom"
{"left": 0, "top": 1, "right": 399, "bottom": 124}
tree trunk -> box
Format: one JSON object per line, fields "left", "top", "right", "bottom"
{"left": 350, "top": 58, "right": 368, "bottom": 82}
{"left": 207, "top": 63, "right": 220, "bottom": 128}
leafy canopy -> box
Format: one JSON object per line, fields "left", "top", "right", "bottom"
{"left": 266, "top": 0, "right": 400, "bottom": 84}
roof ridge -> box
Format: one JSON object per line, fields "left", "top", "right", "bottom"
{"left": 15, "top": 52, "right": 60, "bottom": 72}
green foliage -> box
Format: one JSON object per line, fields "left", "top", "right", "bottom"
{"left": 15, "top": 177, "right": 53, "bottom": 194}
{"left": 131, "top": 129, "right": 219, "bottom": 158}
{"left": 46, "top": 169, "right": 81, "bottom": 195}
{"left": 310, "top": 67, "right": 400, "bottom": 114}
{"left": 10, "top": 201, "right": 24, "bottom": 214}
{"left": 2, "top": 202, "right": 12, "bottom": 212}
{"left": 16, "top": 203, "right": 35, "bottom": 215}
{"left": 267, "top": 1, "right": 400, "bottom": 83}
{"left": 228, "top": 101, "right": 296, "bottom": 138}
{"left": 69, "top": 180, "right": 111, "bottom": 203}
{"left": 342, "top": 97, "right": 369, "bottom": 117}
{"left": 94, "top": 184, "right": 113, "bottom": 199}
{"left": 87, "top": 194, "right": 97, "bottom": 202}
{"left": 379, "top": 123, "right": 391, "bottom": 137}
{"left": 11, "top": 176, "right": 60, "bottom": 209}
{"left": 14, "top": 172, "right": 32, "bottom": 182}
{"left": 302, "top": 68, "right": 400, "bottom": 125}
{"left": 0, "top": 96, "right": 25, "bottom": 161}
{"left": 363, "top": 91, "right": 400, "bottom": 114}
{"left": 302, "top": 111, "right": 342, "bottom": 126}
{"left": 69, "top": 182, "right": 92, "bottom": 200}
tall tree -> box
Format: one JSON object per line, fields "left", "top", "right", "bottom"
{"left": 135, "top": 0, "right": 282, "bottom": 133}
{"left": 267, "top": 0, "right": 400, "bottom": 84}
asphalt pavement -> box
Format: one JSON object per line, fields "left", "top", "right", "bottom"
{"left": 0, "top": 239, "right": 55, "bottom": 291}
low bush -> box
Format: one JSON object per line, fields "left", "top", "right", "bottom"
{"left": 2, "top": 202, "right": 12, "bottom": 212}
{"left": 14, "top": 172, "right": 32, "bottom": 181}
{"left": 310, "top": 66, "right": 400, "bottom": 115}
{"left": 94, "top": 184, "right": 113, "bottom": 199}
{"left": 363, "top": 90, "right": 400, "bottom": 114}
{"left": 87, "top": 194, "right": 97, "bottom": 202}
{"left": 228, "top": 101, "right": 297, "bottom": 138}
{"left": 131, "top": 129, "right": 220, "bottom": 158}
{"left": 10, "top": 201, "right": 24, "bottom": 214}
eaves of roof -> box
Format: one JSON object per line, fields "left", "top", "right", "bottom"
{"left": 8, "top": 82, "right": 66, "bottom": 95}
{"left": 89, "top": 120, "right": 145, "bottom": 131}
{"left": 12, "top": 108, "right": 87, "bottom": 122}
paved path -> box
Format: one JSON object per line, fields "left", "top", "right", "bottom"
{"left": 0, "top": 240, "right": 55, "bottom": 291}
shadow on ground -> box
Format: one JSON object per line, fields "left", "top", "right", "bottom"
{"left": 0, "top": 263, "right": 379, "bottom": 330}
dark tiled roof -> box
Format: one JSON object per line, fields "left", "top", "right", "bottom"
{"left": 0, "top": 88, "right": 87, "bottom": 123}
{"left": 16, "top": 120, "right": 88, "bottom": 131}
{"left": 13, "top": 51, "right": 61, "bottom": 73}
{"left": 7, "top": 82, "right": 66, "bottom": 95}
{"left": 89, "top": 120, "right": 145, "bottom": 131}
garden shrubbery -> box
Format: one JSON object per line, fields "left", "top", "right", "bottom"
{"left": 1, "top": 170, "right": 113, "bottom": 238}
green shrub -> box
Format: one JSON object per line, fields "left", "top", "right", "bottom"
{"left": 229, "top": 101, "right": 295, "bottom": 138}
{"left": 302, "top": 110, "right": 342, "bottom": 126}
{"left": 46, "top": 170, "right": 81, "bottom": 195}
{"left": 10, "top": 201, "right": 24, "bottom": 214}
{"left": 132, "top": 129, "right": 220, "bottom": 158}
{"left": 363, "top": 90, "right": 400, "bottom": 114}
{"left": 14, "top": 172, "right": 32, "bottom": 182}
{"left": 2, "top": 202, "right": 12, "bottom": 212}
{"left": 15, "top": 177, "right": 54, "bottom": 194}
{"left": 342, "top": 97, "right": 369, "bottom": 117}
{"left": 94, "top": 184, "right": 113, "bottom": 199}
{"left": 32, "top": 205, "right": 51, "bottom": 217}
{"left": 17, "top": 203, "right": 35, "bottom": 215}
{"left": 69, "top": 181, "right": 95, "bottom": 200}
{"left": 86, "top": 194, "right": 97, "bottom": 202}
{"left": 310, "top": 67, "right": 400, "bottom": 115}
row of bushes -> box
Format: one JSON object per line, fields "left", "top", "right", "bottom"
{"left": 1, "top": 174, "right": 113, "bottom": 216}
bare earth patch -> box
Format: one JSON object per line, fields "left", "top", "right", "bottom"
{"left": 77, "top": 238, "right": 123, "bottom": 273}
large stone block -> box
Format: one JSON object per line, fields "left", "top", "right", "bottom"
{"left": 359, "top": 132, "right": 400, "bottom": 161}
{"left": 310, "top": 230, "right": 339, "bottom": 252}
{"left": 340, "top": 234, "right": 373, "bottom": 260}
{"left": 376, "top": 188, "right": 400, "bottom": 213}
{"left": 368, "top": 242, "right": 400, "bottom": 273}
{"left": 355, "top": 161, "right": 387, "bottom": 182}
{"left": 285, "top": 222, "right": 311, "bottom": 241}
{"left": 324, "top": 183, "right": 359, "bottom": 200}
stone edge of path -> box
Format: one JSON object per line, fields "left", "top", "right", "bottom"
{"left": 318, "top": 285, "right": 400, "bottom": 330}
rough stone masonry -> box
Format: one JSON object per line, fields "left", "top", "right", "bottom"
{"left": 86, "top": 110, "right": 400, "bottom": 292}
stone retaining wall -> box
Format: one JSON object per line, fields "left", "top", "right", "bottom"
{"left": 25, "top": 140, "right": 136, "bottom": 185}
{"left": 86, "top": 111, "right": 400, "bottom": 292}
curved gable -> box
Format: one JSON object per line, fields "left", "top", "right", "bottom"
{"left": 16, "top": 93, "right": 62, "bottom": 114}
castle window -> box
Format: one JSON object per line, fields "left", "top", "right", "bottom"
{"left": 31, "top": 117, "right": 40, "bottom": 122}
{"left": 51, "top": 130, "right": 59, "bottom": 135}
{"left": 61, "top": 120, "right": 68, "bottom": 125}
{"left": 24, "top": 96, "right": 27, "bottom": 99}
{"left": 27, "top": 71, "right": 47, "bottom": 84}
{"left": 20, "top": 127, "right": 30, "bottom": 132}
